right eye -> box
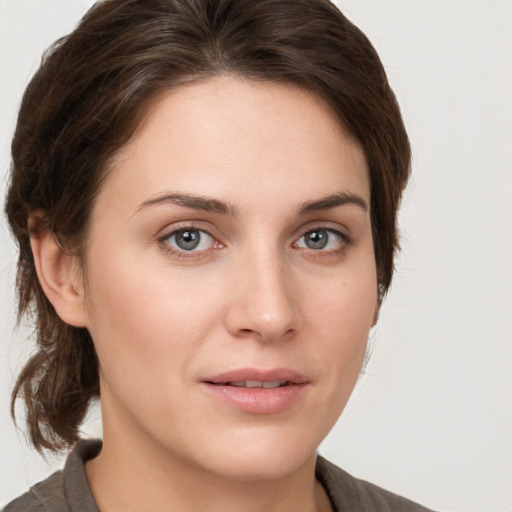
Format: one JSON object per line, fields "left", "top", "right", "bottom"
{"left": 162, "top": 228, "right": 216, "bottom": 253}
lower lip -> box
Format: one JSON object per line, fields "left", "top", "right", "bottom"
{"left": 201, "top": 382, "right": 309, "bottom": 414}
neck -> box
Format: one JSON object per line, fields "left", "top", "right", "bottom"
{"left": 86, "top": 429, "right": 330, "bottom": 512}
{"left": 85, "top": 388, "right": 334, "bottom": 512}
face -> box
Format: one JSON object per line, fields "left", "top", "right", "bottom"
{"left": 81, "top": 76, "right": 377, "bottom": 481}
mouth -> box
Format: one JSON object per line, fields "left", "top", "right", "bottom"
{"left": 201, "top": 369, "right": 309, "bottom": 414}
{"left": 207, "top": 380, "right": 293, "bottom": 389}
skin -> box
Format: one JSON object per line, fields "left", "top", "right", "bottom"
{"left": 33, "top": 76, "right": 378, "bottom": 512}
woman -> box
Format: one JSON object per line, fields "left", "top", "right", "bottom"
{"left": 3, "top": 0, "right": 433, "bottom": 510}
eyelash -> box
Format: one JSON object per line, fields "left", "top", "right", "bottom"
{"left": 293, "top": 228, "right": 351, "bottom": 254}
{"left": 157, "top": 224, "right": 221, "bottom": 259}
{"left": 157, "top": 225, "right": 351, "bottom": 259}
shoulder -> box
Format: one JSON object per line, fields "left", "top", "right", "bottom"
{"left": 316, "top": 456, "right": 436, "bottom": 512}
{"left": 2, "top": 440, "right": 102, "bottom": 512}
{"left": 2, "top": 471, "right": 64, "bottom": 512}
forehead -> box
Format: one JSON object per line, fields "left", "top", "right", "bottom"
{"left": 101, "top": 75, "right": 369, "bottom": 212}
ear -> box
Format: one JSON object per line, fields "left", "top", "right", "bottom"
{"left": 30, "top": 215, "right": 88, "bottom": 328}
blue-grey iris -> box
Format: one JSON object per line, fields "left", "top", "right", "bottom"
{"left": 304, "top": 230, "right": 329, "bottom": 250}
{"left": 175, "top": 230, "right": 201, "bottom": 250}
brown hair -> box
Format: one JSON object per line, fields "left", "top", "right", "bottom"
{"left": 5, "top": 0, "right": 411, "bottom": 453}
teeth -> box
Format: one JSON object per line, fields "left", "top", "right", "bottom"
{"left": 246, "top": 380, "right": 264, "bottom": 388}
{"left": 262, "top": 380, "right": 282, "bottom": 388}
{"left": 229, "top": 380, "right": 284, "bottom": 388}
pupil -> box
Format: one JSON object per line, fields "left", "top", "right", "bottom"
{"left": 176, "top": 230, "right": 200, "bottom": 250}
{"left": 306, "top": 230, "right": 328, "bottom": 249}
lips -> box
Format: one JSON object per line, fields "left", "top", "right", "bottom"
{"left": 203, "top": 368, "right": 309, "bottom": 386}
{"left": 201, "top": 368, "right": 309, "bottom": 414}
{"left": 227, "top": 380, "right": 287, "bottom": 388}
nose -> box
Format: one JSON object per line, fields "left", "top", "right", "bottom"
{"left": 224, "top": 249, "right": 302, "bottom": 342}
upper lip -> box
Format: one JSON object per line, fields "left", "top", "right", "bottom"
{"left": 202, "top": 368, "right": 309, "bottom": 385}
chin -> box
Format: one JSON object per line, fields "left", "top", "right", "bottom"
{"left": 213, "top": 451, "right": 315, "bottom": 482}
{"left": 189, "top": 425, "right": 321, "bottom": 482}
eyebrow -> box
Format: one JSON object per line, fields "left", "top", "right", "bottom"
{"left": 136, "top": 192, "right": 236, "bottom": 216}
{"left": 135, "top": 190, "right": 367, "bottom": 217}
{"left": 297, "top": 191, "right": 368, "bottom": 215}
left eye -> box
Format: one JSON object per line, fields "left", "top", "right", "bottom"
{"left": 295, "top": 229, "right": 345, "bottom": 251}
{"left": 164, "top": 229, "right": 214, "bottom": 252}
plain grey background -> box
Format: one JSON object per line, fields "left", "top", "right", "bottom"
{"left": 1, "top": 1, "right": 511, "bottom": 510}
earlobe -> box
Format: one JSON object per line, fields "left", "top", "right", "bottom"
{"left": 30, "top": 220, "right": 88, "bottom": 328}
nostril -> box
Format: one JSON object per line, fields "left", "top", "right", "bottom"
{"left": 237, "top": 328, "right": 265, "bottom": 340}
{"left": 235, "top": 326, "right": 296, "bottom": 342}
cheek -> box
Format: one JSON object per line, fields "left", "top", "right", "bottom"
{"left": 308, "top": 262, "right": 377, "bottom": 331}
{"left": 305, "top": 264, "right": 377, "bottom": 373}
{"left": 83, "top": 268, "right": 207, "bottom": 421}
{"left": 83, "top": 250, "right": 223, "bottom": 373}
